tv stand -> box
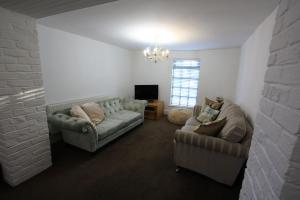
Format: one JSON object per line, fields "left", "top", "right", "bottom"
{"left": 144, "top": 100, "right": 164, "bottom": 120}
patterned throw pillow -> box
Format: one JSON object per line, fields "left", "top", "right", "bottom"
{"left": 193, "top": 117, "right": 227, "bottom": 136}
{"left": 197, "top": 105, "right": 220, "bottom": 123}
{"left": 70, "top": 105, "right": 92, "bottom": 123}
{"left": 201, "top": 97, "right": 223, "bottom": 113}
{"left": 81, "top": 102, "right": 105, "bottom": 125}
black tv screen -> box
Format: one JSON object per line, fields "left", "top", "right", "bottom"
{"left": 135, "top": 85, "right": 158, "bottom": 100}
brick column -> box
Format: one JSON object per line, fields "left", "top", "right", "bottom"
{"left": 239, "top": 0, "right": 300, "bottom": 199}
{"left": 0, "top": 7, "right": 52, "bottom": 186}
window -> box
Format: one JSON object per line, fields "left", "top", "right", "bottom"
{"left": 170, "top": 59, "right": 200, "bottom": 107}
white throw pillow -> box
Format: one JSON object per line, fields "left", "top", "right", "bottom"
{"left": 81, "top": 102, "right": 105, "bottom": 125}
{"left": 70, "top": 105, "right": 92, "bottom": 123}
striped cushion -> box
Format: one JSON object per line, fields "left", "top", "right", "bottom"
{"left": 217, "top": 104, "right": 247, "bottom": 143}
{"left": 193, "top": 105, "right": 202, "bottom": 117}
{"left": 174, "top": 130, "right": 249, "bottom": 158}
{"left": 218, "top": 99, "right": 233, "bottom": 114}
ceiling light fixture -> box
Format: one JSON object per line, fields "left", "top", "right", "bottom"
{"left": 143, "top": 43, "right": 170, "bottom": 63}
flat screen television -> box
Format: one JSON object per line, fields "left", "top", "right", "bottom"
{"left": 135, "top": 85, "right": 158, "bottom": 100}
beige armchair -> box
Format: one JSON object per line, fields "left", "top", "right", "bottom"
{"left": 173, "top": 100, "right": 253, "bottom": 186}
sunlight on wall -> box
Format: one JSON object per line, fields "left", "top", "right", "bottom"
{"left": 0, "top": 96, "right": 10, "bottom": 108}
{"left": 0, "top": 88, "right": 45, "bottom": 111}
{"left": 123, "top": 23, "right": 190, "bottom": 45}
{"left": 15, "top": 88, "right": 45, "bottom": 101}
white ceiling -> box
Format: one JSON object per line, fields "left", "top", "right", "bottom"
{"left": 38, "top": 0, "right": 278, "bottom": 50}
{"left": 0, "top": 0, "right": 117, "bottom": 18}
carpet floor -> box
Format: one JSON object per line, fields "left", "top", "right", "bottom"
{"left": 0, "top": 117, "right": 244, "bottom": 200}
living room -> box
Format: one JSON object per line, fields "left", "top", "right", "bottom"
{"left": 1, "top": 0, "right": 300, "bottom": 199}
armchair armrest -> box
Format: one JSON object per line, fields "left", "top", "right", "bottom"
{"left": 122, "top": 99, "right": 147, "bottom": 114}
{"left": 47, "top": 113, "right": 96, "bottom": 134}
{"left": 174, "top": 130, "right": 249, "bottom": 158}
{"left": 193, "top": 105, "right": 202, "bottom": 117}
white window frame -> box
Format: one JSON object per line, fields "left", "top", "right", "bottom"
{"left": 170, "top": 59, "right": 200, "bottom": 108}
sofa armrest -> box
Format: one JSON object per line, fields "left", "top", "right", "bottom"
{"left": 193, "top": 105, "right": 202, "bottom": 117}
{"left": 174, "top": 130, "right": 249, "bottom": 158}
{"left": 47, "top": 113, "right": 96, "bottom": 134}
{"left": 122, "top": 99, "right": 147, "bottom": 114}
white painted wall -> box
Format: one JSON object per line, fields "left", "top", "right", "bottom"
{"left": 37, "top": 25, "right": 133, "bottom": 104}
{"left": 132, "top": 48, "right": 241, "bottom": 111}
{"left": 38, "top": 25, "right": 241, "bottom": 111}
{"left": 235, "top": 9, "right": 277, "bottom": 122}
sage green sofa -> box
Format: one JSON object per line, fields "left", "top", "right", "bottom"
{"left": 46, "top": 97, "right": 146, "bottom": 152}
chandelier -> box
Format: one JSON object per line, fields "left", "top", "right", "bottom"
{"left": 143, "top": 44, "right": 170, "bottom": 63}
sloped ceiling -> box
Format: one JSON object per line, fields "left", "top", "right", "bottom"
{"left": 0, "top": 0, "right": 117, "bottom": 18}
{"left": 0, "top": 0, "right": 278, "bottom": 50}
{"left": 38, "top": 0, "right": 278, "bottom": 50}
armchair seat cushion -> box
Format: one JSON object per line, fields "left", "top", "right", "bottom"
{"left": 109, "top": 110, "right": 142, "bottom": 125}
{"left": 185, "top": 117, "right": 201, "bottom": 126}
{"left": 181, "top": 125, "right": 197, "bottom": 133}
{"left": 175, "top": 130, "right": 248, "bottom": 158}
{"left": 96, "top": 118, "right": 124, "bottom": 140}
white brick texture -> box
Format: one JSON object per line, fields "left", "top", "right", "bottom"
{"left": 0, "top": 7, "right": 52, "bottom": 186}
{"left": 240, "top": 1, "right": 300, "bottom": 199}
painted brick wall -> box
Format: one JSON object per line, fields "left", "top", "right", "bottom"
{"left": 239, "top": 0, "right": 300, "bottom": 199}
{"left": 0, "top": 7, "right": 52, "bottom": 186}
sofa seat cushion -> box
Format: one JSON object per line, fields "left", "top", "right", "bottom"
{"left": 96, "top": 118, "right": 124, "bottom": 140}
{"left": 109, "top": 110, "right": 142, "bottom": 125}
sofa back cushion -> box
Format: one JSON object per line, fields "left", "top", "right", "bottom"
{"left": 240, "top": 120, "right": 253, "bottom": 148}
{"left": 98, "top": 98, "right": 123, "bottom": 116}
{"left": 218, "top": 99, "right": 232, "bottom": 115}
{"left": 217, "top": 103, "right": 247, "bottom": 143}
{"left": 46, "top": 96, "right": 121, "bottom": 115}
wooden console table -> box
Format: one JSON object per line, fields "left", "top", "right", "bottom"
{"left": 144, "top": 100, "right": 164, "bottom": 120}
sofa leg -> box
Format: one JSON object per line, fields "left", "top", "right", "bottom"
{"left": 176, "top": 167, "right": 181, "bottom": 173}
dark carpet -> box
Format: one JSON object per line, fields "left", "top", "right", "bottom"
{"left": 0, "top": 117, "right": 244, "bottom": 200}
